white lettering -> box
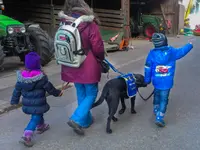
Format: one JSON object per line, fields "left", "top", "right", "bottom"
{"left": 155, "top": 73, "right": 171, "bottom": 77}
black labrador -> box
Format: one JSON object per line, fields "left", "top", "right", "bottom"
{"left": 92, "top": 74, "right": 147, "bottom": 134}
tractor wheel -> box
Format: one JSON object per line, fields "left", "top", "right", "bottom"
{"left": 143, "top": 23, "right": 157, "bottom": 38}
{"left": 26, "top": 27, "right": 54, "bottom": 66}
{"left": 0, "top": 45, "right": 5, "bottom": 69}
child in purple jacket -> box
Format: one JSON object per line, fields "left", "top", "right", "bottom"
{"left": 11, "top": 52, "right": 63, "bottom": 147}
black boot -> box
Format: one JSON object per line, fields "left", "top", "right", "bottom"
{"left": 67, "top": 120, "right": 84, "bottom": 135}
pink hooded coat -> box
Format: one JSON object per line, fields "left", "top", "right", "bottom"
{"left": 61, "top": 13, "right": 105, "bottom": 84}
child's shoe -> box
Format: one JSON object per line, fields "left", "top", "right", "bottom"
{"left": 153, "top": 105, "right": 159, "bottom": 115}
{"left": 36, "top": 123, "right": 50, "bottom": 134}
{"left": 155, "top": 112, "right": 165, "bottom": 127}
{"left": 20, "top": 130, "right": 34, "bottom": 147}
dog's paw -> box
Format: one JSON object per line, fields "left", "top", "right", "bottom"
{"left": 106, "top": 129, "right": 112, "bottom": 134}
{"left": 131, "top": 109, "right": 137, "bottom": 114}
{"left": 112, "top": 117, "right": 118, "bottom": 122}
{"left": 118, "top": 109, "right": 125, "bottom": 115}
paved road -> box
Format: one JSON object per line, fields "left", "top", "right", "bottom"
{"left": 0, "top": 39, "right": 151, "bottom": 107}
{"left": 0, "top": 36, "right": 199, "bottom": 150}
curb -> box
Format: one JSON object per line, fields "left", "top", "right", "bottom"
{"left": 0, "top": 83, "right": 74, "bottom": 115}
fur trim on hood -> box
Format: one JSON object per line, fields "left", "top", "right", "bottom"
{"left": 16, "top": 71, "right": 45, "bottom": 83}
{"left": 58, "top": 11, "right": 94, "bottom": 23}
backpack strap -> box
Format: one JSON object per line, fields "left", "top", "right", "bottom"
{"left": 70, "top": 15, "right": 95, "bottom": 56}
{"left": 71, "top": 15, "right": 94, "bottom": 28}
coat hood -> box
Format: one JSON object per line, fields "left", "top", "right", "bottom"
{"left": 16, "top": 70, "right": 45, "bottom": 91}
{"left": 58, "top": 11, "right": 95, "bottom": 32}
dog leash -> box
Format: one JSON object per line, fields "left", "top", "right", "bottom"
{"left": 45, "top": 82, "right": 71, "bottom": 97}
{"left": 104, "top": 59, "right": 124, "bottom": 75}
{"left": 137, "top": 89, "right": 154, "bottom": 101}
{"left": 104, "top": 59, "right": 153, "bottom": 101}
{"left": 62, "top": 82, "right": 70, "bottom": 90}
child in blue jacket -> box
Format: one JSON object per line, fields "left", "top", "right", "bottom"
{"left": 11, "top": 52, "right": 63, "bottom": 147}
{"left": 144, "top": 33, "right": 193, "bottom": 127}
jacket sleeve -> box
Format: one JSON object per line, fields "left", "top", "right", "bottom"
{"left": 11, "top": 82, "right": 21, "bottom": 105}
{"left": 174, "top": 43, "right": 193, "bottom": 60}
{"left": 88, "top": 22, "right": 105, "bottom": 61}
{"left": 43, "top": 77, "right": 61, "bottom": 97}
{"left": 144, "top": 52, "right": 152, "bottom": 84}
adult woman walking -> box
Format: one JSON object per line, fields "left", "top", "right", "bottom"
{"left": 59, "top": 0, "right": 105, "bottom": 135}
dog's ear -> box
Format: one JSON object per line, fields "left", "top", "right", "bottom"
{"left": 134, "top": 74, "right": 146, "bottom": 88}
{"left": 134, "top": 74, "right": 144, "bottom": 82}
{"left": 141, "top": 83, "right": 148, "bottom": 87}
{"left": 137, "top": 82, "right": 147, "bottom": 88}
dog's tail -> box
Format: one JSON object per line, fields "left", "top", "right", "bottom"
{"left": 92, "top": 95, "right": 104, "bottom": 108}
{"left": 92, "top": 86, "right": 109, "bottom": 108}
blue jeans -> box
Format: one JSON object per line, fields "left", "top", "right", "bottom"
{"left": 25, "top": 114, "right": 44, "bottom": 131}
{"left": 70, "top": 83, "right": 98, "bottom": 128}
{"left": 153, "top": 89, "right": 170, "bottom": 114}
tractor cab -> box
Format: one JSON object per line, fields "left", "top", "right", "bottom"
{"left": 130, "top": 5, "right": 166, "bottom": 38}
{"left": 0, "top": 0, "right": 54, "bottom": 68}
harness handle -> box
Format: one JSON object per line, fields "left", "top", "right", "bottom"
{"left": 105, "top": 59, "right": 154, "bottom": 101}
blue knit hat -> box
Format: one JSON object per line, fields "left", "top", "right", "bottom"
{"left": 25, "top": 52, "right": 41, "bottom": 70}
{"left": 152, "top": 33, "right": 168, "bottom": 48}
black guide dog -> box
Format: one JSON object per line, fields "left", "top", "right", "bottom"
{"left": 92, "top": 74, "right": 147, "bottom": 134}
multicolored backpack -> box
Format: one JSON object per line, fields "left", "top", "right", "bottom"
{"left": 54, "top": 15, "right": 94, "bottom": 68}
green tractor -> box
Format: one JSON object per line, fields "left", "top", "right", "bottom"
{"left": 0, "top": 0, "right": 54, "bottom": 68}
{"left": 130, "top": 9, "right": 166, "bottom": 38}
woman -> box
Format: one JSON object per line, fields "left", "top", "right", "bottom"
{"left": 59, "top": 0, "right": 105, "bottom": 135}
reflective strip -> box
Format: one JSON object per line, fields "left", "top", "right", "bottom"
{"left": 145, "top": 66, "right": 151, "bottom": 69}
{"left": 155, "top": 73, "right": 171, "bottom": 77}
